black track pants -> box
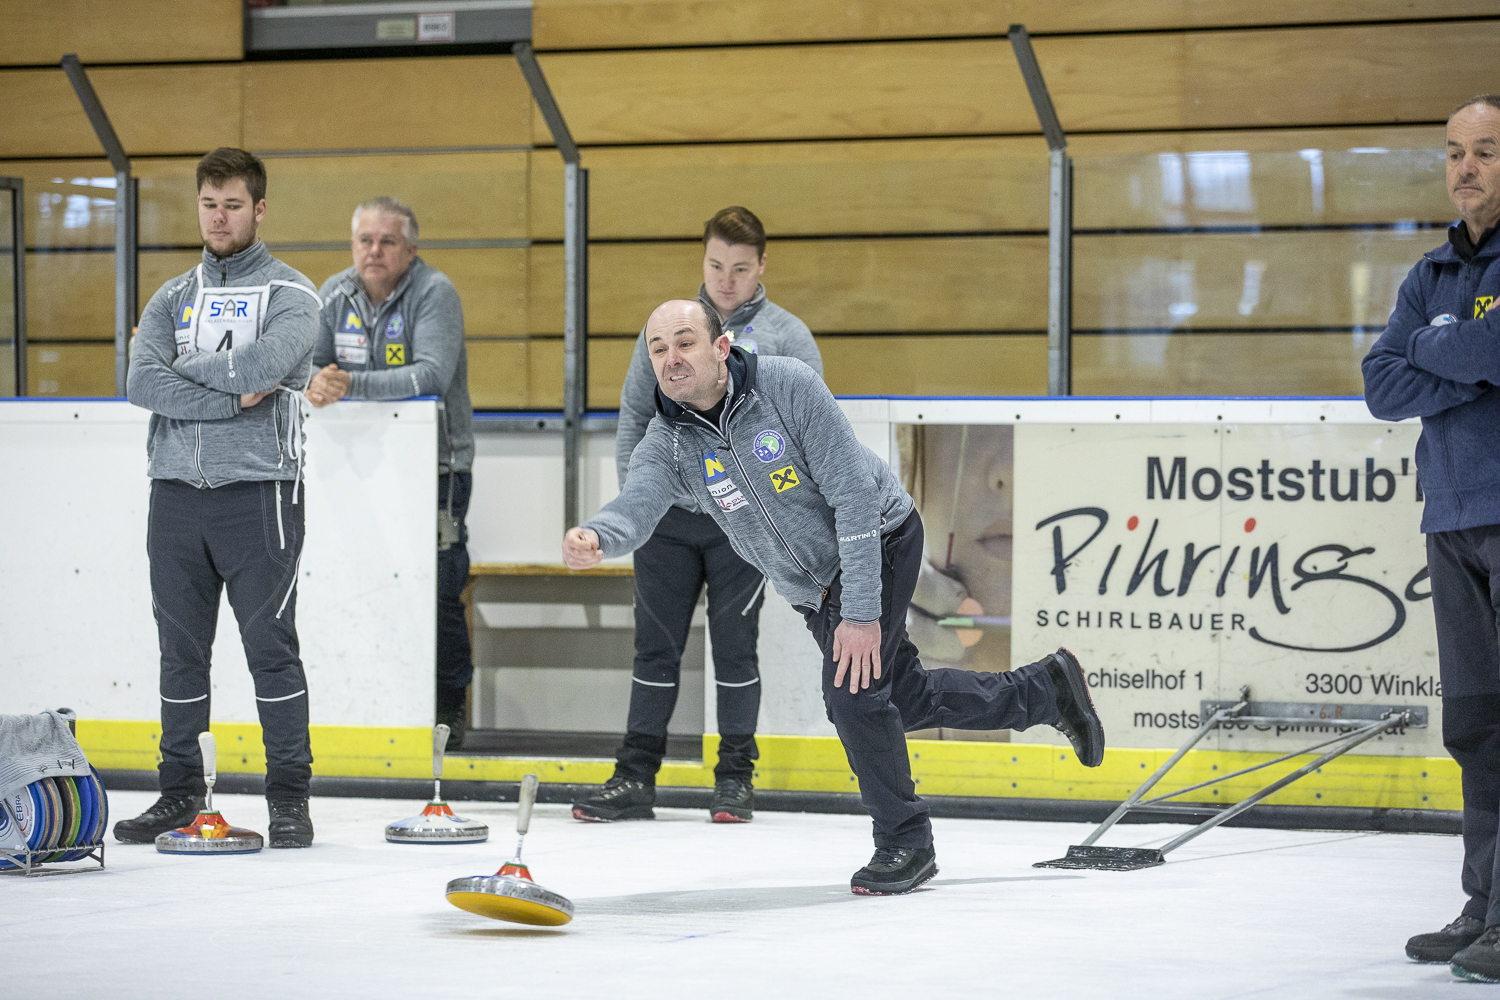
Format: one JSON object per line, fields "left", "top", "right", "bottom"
{"left": 803, "top": 510, "right": 1059, "bottom": 850}
{"left": 436, "top": 471, "right": 474, "bottom": 703}
{"left": 1428, "top": 526, "right": 1500, "bottom": 925}
{"left": 148, "top": 478, "right": 312, "bottom": 800}
{"left": 616, "top": 506, "right": 766, "bottom": 783}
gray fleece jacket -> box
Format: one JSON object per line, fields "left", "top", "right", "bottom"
{"left": 615, "top": 284, "right": 820, "bottom": 488}
{"left": 127, "top": 242, "right": 320, "bottom": 485}
{"left": 585, "top": 349, "right": 911, "bottom": 622}
{"left": 314, "top": 257, "right": 473, "bottom": 472}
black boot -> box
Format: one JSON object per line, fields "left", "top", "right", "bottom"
{"left": 267, "top": 798, "right": 314, "bottom": 848}
{"left": 1045, "top": 648, "right": 1105, "bottom": 767}
{"left": 710, "top": 776, "right": 754, "bottom": 823}
{"left": 851, "top": 845, "right": 938, "bottom": 895}
{"left": 1407, "top": 914, "right": 1485, "bottom": 962}
{"left": 112, "top": 794, "right": 204, "bottom": 844}
{"left": 1452, "top": 926, "right": 1500, "bottom": 982}
{"left": 571, "top": 777, "right": 655, "bottom": 822}
{"left": 436, "top": 687, "right": 467, "bottom": 752}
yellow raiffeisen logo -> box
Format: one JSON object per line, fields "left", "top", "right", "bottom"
{"left": 385, "top": 343, "right": 405, "bottom": 365}
{"left": 1476, "top": 295, "right": 1495, "bottom": 319}
{"left": 769, "top": 465, "right": 801, "bottom": 493}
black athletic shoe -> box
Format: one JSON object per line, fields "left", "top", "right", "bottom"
{"left": 571, "top": 777, "right": 655, "bottom": 822}
{"left": 1453, "top": 926, "right": 1500, "bottom": 982}
{"left": 850, "top": 845, "right": 938, "bottom": 895}
{"left": 1407, "top": 914, "right": 1485, "bottom": 962}
{"left": 112, "top": 794, "right": 204, "bottom": 844}
{"left": 267, "top": 798, "right": 314, "bottom": 848}
{"left": 1045, "top": 648, "right": 1105, "bottom": 767}
{"left": 710, "top": 777, "right": 754, "bottom": 823}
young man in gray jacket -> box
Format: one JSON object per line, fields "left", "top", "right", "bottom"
{"left": 574, "top": 207, "right": 820, "bottom": 824}
{"left": 563, "top": 299, "right": 1106, "bottom": 894}
{"left": 115, "top": 148, "right": 322, "bottom": 848}
{"left": 304, "top": 197, "right": 474, "bottom": 751}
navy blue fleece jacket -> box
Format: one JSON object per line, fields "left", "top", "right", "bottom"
{"left": 1363, "top": 226, "right": 1500, "bottom": 532}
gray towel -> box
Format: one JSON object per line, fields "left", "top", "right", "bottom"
{"left": 0, "top": 709, "right": 92, "bottom": 803}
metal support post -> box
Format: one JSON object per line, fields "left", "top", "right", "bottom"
{"left": 562, "top": 163, "right": 589, "bottom": 531}
{"left": 0, "top": 178, "right": 26, "bottom": 396}
{"left": 1008, "top": 26, "right": 1072, "bottom": 396}
{"left": 62, "top": 54, "right": 136, "bottom": 398}
{"left": 513, "top": 42, "right": 590, "bottom": 531}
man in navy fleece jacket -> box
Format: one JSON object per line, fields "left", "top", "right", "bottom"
{"left": 1364, "top": 96, "right": 1500, "bottom": 981}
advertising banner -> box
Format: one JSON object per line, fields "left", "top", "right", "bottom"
{"left": 1006, "top": 422, "right": 1437, "bottom": 756}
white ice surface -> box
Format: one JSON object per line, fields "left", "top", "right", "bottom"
{"left": 5, "top": 791, "right": 1470, "bottom": 999}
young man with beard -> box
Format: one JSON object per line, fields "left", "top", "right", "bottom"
{"left": 115, "top": 147, "right": 322, "bottom": 848}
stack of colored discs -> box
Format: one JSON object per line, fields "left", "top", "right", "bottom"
{"left": 0, "top": 768, "right": 108, "bottom": 869}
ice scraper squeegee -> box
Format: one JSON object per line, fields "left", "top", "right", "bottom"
{"left": 1034, "top": 687, "right": 1424, "bottom": 871}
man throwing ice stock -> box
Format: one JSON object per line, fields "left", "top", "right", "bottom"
{"left": 562, "top": 298, "right": 1106, "bottom": 894}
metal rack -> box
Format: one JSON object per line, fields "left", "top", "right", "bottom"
{"left": 1035, "top": 686, "right": 1426, "bottom": 871}
{"left": 0, "top": 790, "right": 105, "bottom": 877}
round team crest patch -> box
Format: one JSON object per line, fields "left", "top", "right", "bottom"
{"left": 737, "top": 337, "right": 759, "bottom": 354}
{"left": 752, "top": 429, "right": 785, "bottom": 462}
{"left": 385, "top": 314, "right": 405, "bottom": 339}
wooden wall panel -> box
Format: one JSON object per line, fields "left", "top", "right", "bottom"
{"left": 243, "top": 58, "right": 531, "bottom": 152}
{"left": 1074, "top": 230, "right": 1438, "bottom": 330}
{"left": 525, "top": 336, "right": 639, "bottom": 409}
{"left": 530, "top": 127, "right": 1451, "bottom": 241}
{"left": 529, "top": 238, "right": 1049, "bottom": 334}
{"left": 534, "top": 22, "right": 1495, "bottom": 145}
{"left": 1073, "top": 333, "right": 1370, "bottom": 396}
{"left": 535, "top": 0, "right": 1500, "bottom": 49}
{"left": 27, "top": 343, "right": 114, "bottom": 397}
{"left": 26, "top": 250, "right": 200, "bottom": 342}
{"left": 534, "top": 40, "right": 1022, "bottom": 145}
{"left": 0, "top": 66, "right": 242, "bottom": 159}
{"left": 257, "top": 153, "right": 530, "bottom": 243}
{"left": 0, "top": 0, "right": 242, "bottom": 65}
{"left": 466, "top": 341, "right": 530, "bottom": 409}
{"left": 530, "top": 139, "right": 1052, "bottom": 240}
{"left": 820, "top": 335, "right": 1047, "bottom": 397}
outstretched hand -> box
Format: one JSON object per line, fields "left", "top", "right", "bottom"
{"left": 562, "top": 527, "right": 603, "bottom": 569}
{"left": 832, "top": 619, "right": 882, "bottom": 694}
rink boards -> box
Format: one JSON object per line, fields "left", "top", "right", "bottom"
{"left": 1, "top": 396, "right": 1459, "bottom": 812}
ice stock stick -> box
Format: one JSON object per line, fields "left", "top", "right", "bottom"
{"left": 514, "top": 773, "right": 538, "bottom": 865}
{"left": 432, "top": 723, "right": 450, "bottom": 800}
{"left": 198, "top": 731, "right": 217, "bottom": 812}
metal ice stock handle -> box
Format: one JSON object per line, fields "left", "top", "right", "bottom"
{"left": 198, "top": 731, "right": 217, "bottom": 786}
{"left": 517, "top": 774, "right": 539, "bottom": 835}
{"left": 432, "top": 725, "right": 449, "bottom": 779}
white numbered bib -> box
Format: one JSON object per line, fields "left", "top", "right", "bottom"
{"left": 175, "top": 264, "right": 319, "bottom": 357}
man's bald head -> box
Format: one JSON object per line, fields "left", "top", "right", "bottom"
{"left": 645, "top": 299, "right": 731, "bottom": 411}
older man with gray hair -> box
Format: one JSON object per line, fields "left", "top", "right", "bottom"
{"left": 306, "top": 196, "right": 475, "bottom": 750}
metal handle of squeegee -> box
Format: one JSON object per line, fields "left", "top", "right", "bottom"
{"left": 199, "top": 731, "right": 217, "bottom": 812}
{"left": 1154, "top": 712, "right": 1408, "bottom": 856}
{"left": 432, "top": 724, "right": 450, "bottom": 800}
{"left": 1079, "top": 697, "right": 1249, "bottom": 847}
{"left": 1136, "top": 724, "right": 1389, "bottom": 807}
